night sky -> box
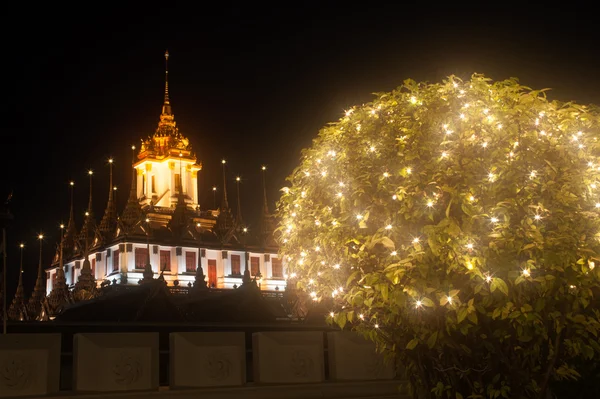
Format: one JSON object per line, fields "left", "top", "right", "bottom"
{"left": 3, "top": 3, "right": 599, "bottom": 297}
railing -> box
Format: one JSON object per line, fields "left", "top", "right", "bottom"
{"left": 2, "top": 321, "right": 405, "bottom": 398}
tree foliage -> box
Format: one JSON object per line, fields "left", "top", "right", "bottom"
{"left": 276, "top": 74, "right": 600, "bottom": 398}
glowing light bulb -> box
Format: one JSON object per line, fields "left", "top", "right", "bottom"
{"left": 530, "top": 171, "right": 537, "bottom": 179}
{"left": 131, "top": 145, "right": 136, "bottom": 150}
{"left": 321, "top": 171, "right": 327, "bottom": 177}
{"left": 108, "top": 158, "right": 113, "bottom": 163}
{"left": 221, "top": 159, "right": 226, "bottom": 164}
{"left": 331, "top": 220, "right": 338, "bottom": 226}
{"left": 410, "top": 96, "right": 417, "bottom": 104}
{"left": 485, "top": 275, "right": 492, "bottom": 283}
{"left": 262, "top": 165, "right": 267, "bottom": 170}
{"left": 236, "top": 176, "right": 241, "bottom": 182}
{"left": 447, "top": 296, "right": 452, "bottom": 304}
{"left": 88, "top": 170, "right": 93, "bottom": 175}
{"left": 374, "top": 324, "right": 379, "bottom": 329}
{"left": 406, "top": 167, "right": 412, "bottom": 174}
{"left": 385, "top": 224, "right": 392, "bottom": 230}
{"left": 315, "top": 246, "right": 320, "bottom": 252}
{"left": 466, "top": 243, "right": 474, "bottom": 250}
{"left": 497, "top": 123, "right": 503, "bottom": 129}
{"left": 383, "top": 172, "right": 389, "bottom": 178}
{"left": 38, "top": 234, "right": 44, "bottom": 240}
{"left": 482, "top": 142, "right": 488, "bottom": 148}
{"left": 301, "top": 191, "right": 306, "bottom": 198}
{"left": 336, "top": 192, "right": 343, "bottom": 198}
{"left": 391, "top": 251, "right": 397, "bottom": 256}
{"left": 333, "top": 264, "right": 340, "bottom": 269}
{"left": 310, "top": 291, "right": 317, "bottom": 298}
{"left": 591, "top": 184, "right": 597, "bottom": 189}
{"left": 522, "top": 269, "right": 530, "bottom": 277}
{"left": 412, "top": 237, "right": 420, "bottom": 244}
{"left": 466, "top": 261, "right": 473, "bottom": 270}
{"left": 392, "top": 194, "right": 398, "bottom": 200}
{"left": 441, "top": 151, "right": 448, "bottom": 158}
{"left": 359, "top": 313, "right": 365, "bottom": 320}
{"left": 369, "top": 145, "right": 376, "bottom": 152}
{"left": 356, "top": 214, "right": 363, "bottom": 220}
{"left": 415, "top": 300, "right": 422, "bottom": 308}
{"left": 300, "top": 251, "right": 306, "bottom": 257}
{"left": 534, "top": 214, "right": 541, "bottom": 220}
{"left": 483, "top": 108, "right": 489, "bottom": 115}
{"left": 19, "top": 243, "right": 24, "bottom": 248}
{"left": 488, "top": 172, "right": 495, "bottom": 182}
{"left": 589, "top": 261, "right": 595, "bottom": 270}
{"left": 491, "top": 217, "right": 499, "bottom": 223}
{"left": 338, "top": 181, "right": 345, "bottom": 187}
{"left": 469, "top": 195, "right": 475, "bottom": 202}
{"left": 426, "top": 200, "right": 434, "bottom": 207}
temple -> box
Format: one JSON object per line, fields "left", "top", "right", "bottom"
{"left": 34, "top": 51, "right": 284, "bottom": 318}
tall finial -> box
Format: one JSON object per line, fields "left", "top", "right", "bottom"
{"left": 68, "top": 181, "right": 75, "bottom": 231}
{"left": 235, "top": 176, "right": 244, "bottom": 228}
{"left": 87, "top": 170, "right": 93, "bottom": 214}
{"left": 162, "top": 50, "right": 172, "bottom": 116}
{"left": 261, "top": 166, "right": 269, "bottom": 214}
{"left": 99, "top": 159, "right": 118, "bottom": 236}
{"left": 221, "top": 160, "right": 229, "bottom": 210}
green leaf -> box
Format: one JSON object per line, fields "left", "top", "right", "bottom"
{"left": 421, "top": 297, "right": 434, "bottom": 307}
{"left": 457, "top": 307, "right": 468, "bottom": 323}
{"left": 491, "top": 278, "right": 509, "bottom": 296}
{"left": 426, "top": 331, "right": 438, "bottom": 348}
{"left": 406, "top": 338, "right": 419, "bottom": 350}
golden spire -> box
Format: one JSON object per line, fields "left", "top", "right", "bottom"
{"left": 235, "top": 176, "right": 244, "bottom": 228}
{"left": 99, "top": 158, "right": 118, "bottom": 236}
{"left": 162, "top": 50, "right": 172, "bottom": 116}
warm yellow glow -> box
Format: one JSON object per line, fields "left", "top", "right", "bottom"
{"left": 19, "top": 243, "right": 24, "bottom": 248}
{"left": 70, "top": 181, "right": 74, "bottom": 186}
{"left": 243, "top": 227, "right": 248, "bottom": 233}
{"left": 522, "top": 269, "right": 530, "bottom": 277}
{"left": 222, "top": 159, "right": 226, "bottom": 164}
{"left": 88, "top": 170, "right": 93, "bottom": 175}
{"left": 412, "top": 237, "right": 420, "bottom": 244}
{"left": 109, "top": 158, "right": 113, "bottom": 164}
{"left": 236, "top": 176, "right": 241, "bottom": 182}
{"left": 60, "top": 224, "right": 65, "bottom": 229}
{"left": 113, "top": 186, "right": 117, "bottom": 191}
{"left": 131, "top": 145, "right": 136, "bottom": 150}
{"left": 491, "top": 217, "right": 499, "bottom": 223}
{"left": 415, "top": 300, "right": 422, "bottom": 308}
{"left": 485, "top": 275, "right": 492, "bottom": 283}
{"left": 85, "top": 212, "right": 89, "bottom": 216}
{"left": 262, "top": 165, "right": 267, "bottom": 171}
{"left": 466, "top": 261, "right": 473, "bottom": 270}
{"left": 385, "top": 224, "right": 392, "bottom": 230}
{"left": 212, "top": 186, "right": 217, "bottom": 191}
{"left": 145, "top": 218, "right": 150, "bottom": 223}
{"left": 466, "top": 243, "right": 474, "bottom": 250}
{"left": 38, "top": 234, "right": 44, "bottom": 240}
{"left": 391, "top": 251, "right": 397, "bottom": 256}
{"left": 196, "top": 223, "right": 201, "bottom": 227}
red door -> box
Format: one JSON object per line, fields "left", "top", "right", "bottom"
{"left": 208, "top": 259, "right": 217, "bottom": 288}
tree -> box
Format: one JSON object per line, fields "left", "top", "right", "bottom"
{"left": 276, "top": 74, "right": 600, "bottom": 398}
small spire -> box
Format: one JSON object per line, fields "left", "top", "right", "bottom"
{"left": 99, "top": 158, "right": 118, "bottom": 237}
{"left": 221, "top": 160, "right": 229, "bottom": 210}
{"left": 215, "top": 160, "right": 235, "bottom": 243}
{"left": 78, "top": 170, "right": 97, "bottom": 249}
{"left": 27, "top": 234, "right": 46, "bottom": 318}
{"left": 87, "top": 170, "right": 93, "bottom": 214}
{"left": 258, "top": 166, "right": 277, "bottom": 248}
{"left": 162, "top": 50, "right": 172, "bottom": 116}
{"left": 261, "top": 166, "right": 269, "bottom": 214}
{"left": 141, "top": 219, "right": 154, "bottom": 283}
{"left": 235, "top": 176, "right": 244, "bottom": 228}
{"left": 8, "top": 244, "right": 27, "bottom": 320}
{"left": 121, "top": 146, "right": 143, "bottom": 230}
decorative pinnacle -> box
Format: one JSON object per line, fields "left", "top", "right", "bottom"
{"left": 162, "top": 50, "right": 171, "bottom": 115}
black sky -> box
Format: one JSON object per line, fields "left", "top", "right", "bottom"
{"left": 3, "top": 2, "right": 600, "bottom": 296}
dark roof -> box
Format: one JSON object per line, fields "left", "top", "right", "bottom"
{"left": 54, "top": 282, "right": 288, "bottom": 323}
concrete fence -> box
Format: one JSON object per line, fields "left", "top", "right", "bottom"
{"left": 0, "top": 331, "right": 403, "bottom": 398}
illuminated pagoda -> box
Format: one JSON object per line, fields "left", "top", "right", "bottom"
{"left": 44, "top": 51, "right": 286, "bottom": 298}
